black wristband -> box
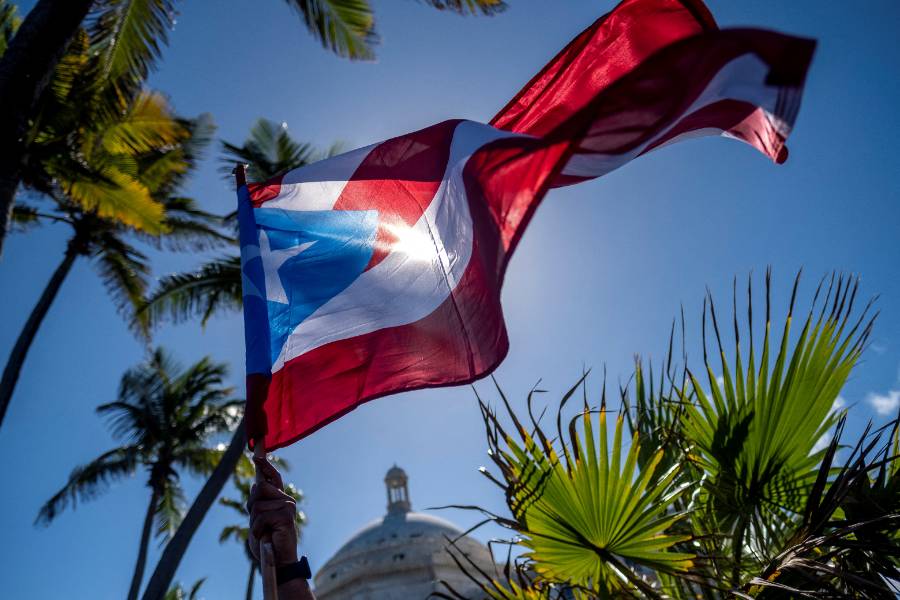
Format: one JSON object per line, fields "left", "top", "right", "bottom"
{"left": 276, "top": 556, "right": 312, "bottom": 585}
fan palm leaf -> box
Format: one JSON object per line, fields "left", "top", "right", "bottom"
{"left": 746, "top": 415, "right": 900, "bottom": 598}
{"left": 475, "top": 377, "right": 694, "bottom": 596}
{"left": 681, "top": 272, "right": 875, "bottom": 580}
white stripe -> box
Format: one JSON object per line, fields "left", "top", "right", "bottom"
{"left": 272, "top": 121, "right": 521, "bottom": 372}
{"left": 262, "top": 143, "right": 377, "bottom": 211}
{"left": 561, "top": 53, "right": 786, "bottom": 179}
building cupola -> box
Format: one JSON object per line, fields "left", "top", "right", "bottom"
{"left": 384, "top": 465, "right": 411, "bottom": 514}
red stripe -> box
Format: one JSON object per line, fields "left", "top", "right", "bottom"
{"left": 491, "top": 0, "right": 716, "bottom": 136}
{"left": 333, "top": 120, "right": 461, "bottom": 271}
{"left": 640, "top": 99, "right": 788, "bottom": 162}
{"left": 247, "top": 175, "right": 284, "bottom": 207}
{"left": 560, "top": 30, "right": 810, "bottom": 158}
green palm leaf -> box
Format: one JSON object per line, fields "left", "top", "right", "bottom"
{"left": 284, "top": 0, "right": 377, "bottom": 60}
{"left": 220, "top": 118, "right": 339, "bottom": 182}
{"left": 100, "top": 92, "right": 187, "bottom": 155}
{"left": 681, "top": 271, "right": 876, "bottom": 582}
{"left": 140, "top": 255, "right": 243, "bottom": 329}
{"left": 155, "top": 482, "right": 187, "bottom": 540}
{"left": 60, "top": 167, "right": 168, "bottom": 234}
{"left": 36, "top": 445, "right": 142, "bottom": 525}
{"left": 0, "top": 0, "right": 20, "bottom": 57}
{"left": 477, "top": 377, "right": 694, "bottom": 596}
{"left": 417, "top": 0, "right": 507, "bottom": 16}
{"left": 92, "top": 232, "right": 151, "bottom": 319}
{"left": 90, "top": 0, "right": 177, "bottom": 95}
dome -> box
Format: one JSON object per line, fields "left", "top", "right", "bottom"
{"left": 313, "top": 467, "right": 496, "bottom": 599}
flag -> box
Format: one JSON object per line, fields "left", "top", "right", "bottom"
{"left": 238, "top": 0, "right": 815, "bottom": 450}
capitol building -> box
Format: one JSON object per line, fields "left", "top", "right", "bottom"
{"left": 312, "top": 466, "right": 496, "bottom": 599}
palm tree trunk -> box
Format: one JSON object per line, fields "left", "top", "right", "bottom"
{"left": 246, "top": 561, "right": 257, "bottom": 600}
{"left": 0, "top": 242, "right": 78, "bottom": 428}
{"left": 128, "top": 485, "right": 162, "bottom": 600}
{"left": 0, "top": 0, "right": 94, "bottom": 256}
{"left": 141, "top": 419, "right": 247, "bottom": 600}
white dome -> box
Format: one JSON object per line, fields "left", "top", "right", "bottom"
{"left": 313, "top": 468, "right": 495, "bottom": 599}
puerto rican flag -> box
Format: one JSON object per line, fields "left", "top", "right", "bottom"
{"left": 238, "top": 0, "right": 815, "bottom": 450}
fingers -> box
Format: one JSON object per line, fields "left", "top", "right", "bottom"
{"left": 250, "top": 504, "right": 296, "bottom": 540}
{"left": 251, "top": 498, "right": 296, "bottom": 516}
{"left": 253, "top": 455, "right": 284, "bottom": 488}
{"left": 247, "top": 481, "right": 292, "bottom": 513}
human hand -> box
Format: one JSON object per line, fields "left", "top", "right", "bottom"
{"left": 247, "top": 455, "right": 299, "bottom": 568}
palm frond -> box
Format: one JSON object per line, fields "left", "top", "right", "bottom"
{"left": 91, "top": 232, "right": 151, "bottom": 321}
{"left": 220, "top": 118, "right": 333, "bottom": 182}
{"left": 36, "top": 446, "right": 141, "bottom": 525}
{"left": 133, "top": 196, "right": 233, "bottom": 253}
{"left": 60, "top": 167, "right": 167, "bottom": 234}
{"left": 747, "top": 415, "right": 900, "bottom": 598}
{"left": 472, "top": 376, "right": 694, "bottom": 596}
{"left": 283, "top": 0, "right": 377, "bottom": 60}
{"left": 436, "top": 540, "right": 571, "bottom": 600}
{"left": 100, "top": 91, "right": 187, "bottom": 155}
{"left": 0, "top": 0, "right": 20, "bottom": 57}
{"left": 139, "top": 255, "right": 243, "bottom": 329}
{"left": 681, "top": 272, "right": 875, "bottom": 579}
{"left": 155, "top": 481, "right": 187, "bottom": 540}
{"left": 89, "top": 0, "right": 177, "bottom": 96}
{"left": 10, "top": 204, "right": 43, "bottom": 233}
{"left": 218, "top": 524, "right": 247, "bottom": 544}
{"left": 417, "top": 0, "right": 507, "bottom": 16}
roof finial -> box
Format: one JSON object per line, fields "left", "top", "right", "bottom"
{"left": 384, "top": 465, "right": 411, "bottom": 514}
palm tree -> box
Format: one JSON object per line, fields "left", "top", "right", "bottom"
{"left": 36, "top": 348, "right": 243, "bottom": 600}
{"left": 138, "top": 118, "right": 339, "bottom": 329}
{"left": 0, "top": 21, "right": 232, "bottom": 430}
{"left": 0, "top": 0, "right": 507, "bottom": 256}
{"left": 440, "top": 272, "right": 900, "bottom": 599}
{"left": 219, "top": 454, "right": 306, "bottom": 600}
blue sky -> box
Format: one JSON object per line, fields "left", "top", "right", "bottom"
{"left": 1, "top": 0, "right": 899, "bottom": 597}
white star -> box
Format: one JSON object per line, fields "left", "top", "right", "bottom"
{"left": 259, "top": 230, "right": 315, "bottom": 304}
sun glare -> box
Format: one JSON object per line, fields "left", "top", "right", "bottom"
{"left": 384, "top": 223, "right": 436, "bottom": 263}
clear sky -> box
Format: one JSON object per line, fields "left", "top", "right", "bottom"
{"left": 1, "top": 0, "right": 899, "bottom": 598}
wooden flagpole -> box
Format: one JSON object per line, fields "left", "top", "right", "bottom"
{"left": 234, "top": 163, "right": 279, "bottom": 600}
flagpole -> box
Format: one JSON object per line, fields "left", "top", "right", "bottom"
{"left": 255, "top": 442, "right": 280, "bottom": 600}
{"left": 234, "top": 163, "right": 279, "bottom": 600}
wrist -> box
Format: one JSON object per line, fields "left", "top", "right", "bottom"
{"left": 275, "top": 547, "right": 299, "bottom": 567}
{"left": 276, "top": 557, "right": 313, "bottom": 599}
{"left": 278, "top": 578, "right": 314, "bottom": 600}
